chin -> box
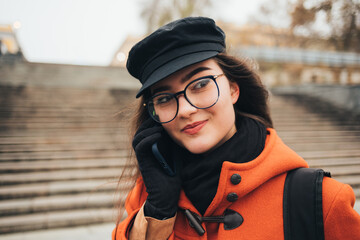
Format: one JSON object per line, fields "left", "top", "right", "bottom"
{"left": 183, "top": 140, "right": 215, "bottom": 154}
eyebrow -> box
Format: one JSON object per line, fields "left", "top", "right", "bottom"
{"left": 151, "top": 85, "right": 171, "bottom": 96}
{"left": 181, "top": 67, "right": 211, "bottom": 84}
{"left": 151, "top": 66, "right": 211, "bottom": 96}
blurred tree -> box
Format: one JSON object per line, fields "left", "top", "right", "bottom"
{"left": 289, "top": 0, "right": 360, "bottom": 52}
{"left": 248, "top": 0, "right": 292, "bottom": 47}
{"left": 253, "top": 0, "right": 291, "bottom": 29}
{"left": 140, "top": 0, "right": 214, "bottom": 33}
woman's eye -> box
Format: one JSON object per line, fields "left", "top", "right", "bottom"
{"left": 193, "top": 78, "right": 210, "bottom": 90}
{"left": 156, "top": 96, "right": 172, "bottom": 104}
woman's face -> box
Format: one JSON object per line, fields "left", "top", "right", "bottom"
{"left": 150, "top": 59, "right": 240, "bottom": 154}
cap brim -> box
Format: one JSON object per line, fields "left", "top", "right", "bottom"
{"left": 135, "top": 50, "right": 219, "bottom": 98}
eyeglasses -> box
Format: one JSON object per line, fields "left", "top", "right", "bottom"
{"left": 145, "top": 74, "right": 223, "bottom": 123}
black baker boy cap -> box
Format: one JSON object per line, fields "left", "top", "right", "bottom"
{"left": 126, "top": 16, "right": 226, "bottom": 98}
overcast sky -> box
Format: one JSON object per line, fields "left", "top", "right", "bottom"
{"left": 0, "top": 0, "right": 270, "bottom": 66}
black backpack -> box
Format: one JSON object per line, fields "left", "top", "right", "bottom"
{"left": 283, "top": 168, "right": 332, "bottom": 240}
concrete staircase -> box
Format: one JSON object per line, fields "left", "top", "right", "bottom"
{"left": 0, "top": 85, "right": 137, "bottom": 234}
{"left": 0, "top": 83, "right": 359, "bottom": 235}
{"left": 271, "top": 93, "right": 360, "bottom": 201}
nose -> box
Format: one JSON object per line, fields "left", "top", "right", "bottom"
{"left": 177, "top": 95, "right": 197, "bottom": 119}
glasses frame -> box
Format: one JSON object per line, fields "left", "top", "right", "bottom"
{"left": 145, "top": 74, "right": 223, "bottom": 124}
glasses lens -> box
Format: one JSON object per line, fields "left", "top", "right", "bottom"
{"left": 186, "top": 77, "right": 219, "bottom": 109}
{"left": 148, "top": 93, "right": 178, "bottom": 123}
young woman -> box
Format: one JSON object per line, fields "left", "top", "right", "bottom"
{"left": 112, "top": 17, "right": 360, "bottom": 239}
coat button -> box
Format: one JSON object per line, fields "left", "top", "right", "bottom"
{"left": 227, "top": 192, "right": 238, "bottom": 202}
{"left": 230, "top": 174, "right": 241, "bottom": 185}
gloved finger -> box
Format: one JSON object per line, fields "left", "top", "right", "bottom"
{"left": 135, "top": 131, "right": 162, "bottom": 158}
{"left": 155, "top": 131, "right": 172, "bottom": 154}
{"left": 135, "top": 117, "right": 160, "bottom": 135}
{"left": 133, "top": 117, "right": 161, "bottom": 147}
{"left": 133, "top": 125, "right": 164, "bottom": 149}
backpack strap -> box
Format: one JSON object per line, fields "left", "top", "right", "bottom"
{"left": 283, "top": 168, "right": 331, "bottom": 240}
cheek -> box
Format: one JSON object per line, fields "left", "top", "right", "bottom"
{"left": 216, "top": 85, "right": 236, "bottom": 117}
{"left": 213, "top": 94, "right": 236, "bottom": 128}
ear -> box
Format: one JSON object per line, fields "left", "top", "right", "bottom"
{"left": 229, "top": 81, "right": 240, "bottom": 104}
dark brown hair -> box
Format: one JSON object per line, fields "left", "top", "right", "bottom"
{"left": 113, "top": 52, "right": 272, "bottom": 237}
{"left": 214, "top": 53, "right": 273, "bottom": 128}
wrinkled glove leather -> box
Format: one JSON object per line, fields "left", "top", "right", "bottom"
{"left": 132, "top": 118, "right": 182, "bottom": 219}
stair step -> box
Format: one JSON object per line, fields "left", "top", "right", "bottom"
{"left": 277, "top": 130, "right": 360, "bottom": 138}
{"left": 0, "top": 158, "right": 130, "bottom": 172}
{"left": 307, "top": 157, "right": 360, "bottom": 167}
{"left": 0, "top": 128, "right": 127, "bottom": 137}
{"left": 287, "top": 142, "right": 360, "bottom": 151}
{"left": 0, "top": 222, "right": 116, "bottom": 240}
{"left": 0, "top": 191, "right": 127, "bottom": 216}
{"left": 0, "top": 208, "right": 117, "bottom": 234}
{"left": 280, "top": 135, "right": 360, "bottom": 144}
{"left": 0, "top": 135, "right": 128, "bottom": 145}
{"left": 296, "top": 149, "right": 360, "bottom": 159}
{"left": 0, "top": 105, "right": 118, "bottom": 110}
{"left": 0, "top": 142, "right": 127, "bottom": 153}
{"left": 0, "top": 149, "right": 128, "bottom": 161}
{"left": 0, "top": 86, "right": 134, "bottom": 104}
{"left": 0, "top": 103, "right": 120, "bottom": 108}
{"left": 275, "top": 125, "right": 360, "bottom": 131}
{"left": 0, "top": 122, "right": 124, "bottom": 130}
{"left": 0, "top": 118, "right": 124, "bottom": 124}
{"left": 319, "top": 165, "right": 360, "bottom": 177}
{"left": 0, "top": 180, "right": 120, "bottom": 199}
{"left": 0, "top": 106, "right": 119, "bottom": 113}
{"left": 0, "top": 168, "right": 129, "bottom": 185}
{"left": 272, "top": 114, "right": 342, "bottom": 120}
{"left": 332, "top": 175, "right": 360, "bottom": 187}
{"left": 354, "top": 188, "right": 360, "bottom": 198}
{"left": 273, "top": 121, "right": 351, "bottom": 127}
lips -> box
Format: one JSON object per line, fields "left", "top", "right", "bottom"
{"left": 181, "top": 120, "right": 208, "bottom": 135}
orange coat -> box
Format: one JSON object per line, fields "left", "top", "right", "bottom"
{"left": 113, "top": 128, "right": 360, "bottom": 239}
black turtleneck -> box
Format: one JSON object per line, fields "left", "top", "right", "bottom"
{"left": 179, "top": 116, "right": 267, "bottom": 215}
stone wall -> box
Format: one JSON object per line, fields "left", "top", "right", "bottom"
{"left": 0, "top": 60, "right": 140, "bottom": 90}
{"left": 272, "top": 85, "right": 360, "bottom": 115}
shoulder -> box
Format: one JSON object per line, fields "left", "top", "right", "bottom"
{"left": 322, "top": 177, "right": 360, "bottom": 239}
{"left": 322, "top": 177, "right": 355, "bottom": 220}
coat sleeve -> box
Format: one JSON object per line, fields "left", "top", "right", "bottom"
{"left": 112, "top": 177, "right": 148, "bottom": 240}
{"left": 129, "top": 203, "right": 176, "bottom": 240}
{"left": 112, "top": 177, "right": 176, "bottom": 240}
{"left": 322, "top": 177, "right": 360, "bottom": 240}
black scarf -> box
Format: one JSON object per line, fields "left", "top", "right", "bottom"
{"left": 180, "top": 116, "right": 267, "bottom": 215}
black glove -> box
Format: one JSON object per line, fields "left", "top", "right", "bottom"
{"left": 132, "top": 118, "right": 182, "bottom": 219}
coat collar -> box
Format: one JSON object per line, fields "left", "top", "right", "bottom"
{"left": 178, "top": 128, "right": 308, "bottom": 216}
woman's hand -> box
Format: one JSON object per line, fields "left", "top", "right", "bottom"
{"left": 132, "top": 118, "right": 182, "bottom": 220}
